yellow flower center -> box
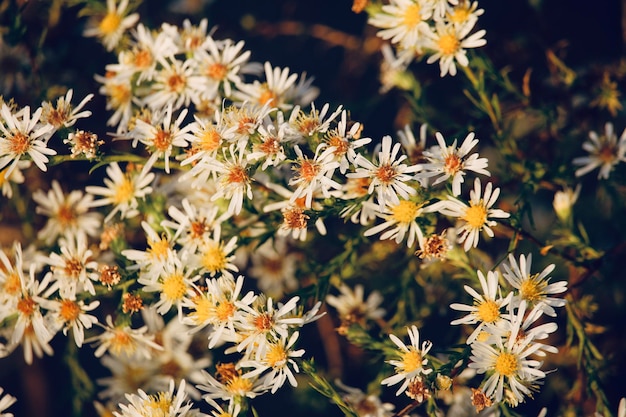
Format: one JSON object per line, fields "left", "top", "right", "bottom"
{"left": 254, "top": 313, "right": 273, "bottom": 331}
{"left": 162, "top": 273, "right": 186, "bottom": 301}
{"left": 60, "top": 299, "right": 81, "bottom": 322}
{"left": 64, "top": 257, "right": 84, "bottom": 279}
{"left": 191, "top": 295, "right": 212, "bottom": 324}
{"left": 57, "top": 203, "right": 77, "bottom": 227}
{"left": 199, "top": 128, "right": 222, "bottom": 152}
{"left": 449, "top": 7, "right": 471, "bottom": 24}
{"left": 258, "top": 85, "right": 277, "bottom": 106}
{"left": 227, "top": 375, "right": 253, "bottom": 394}
{"left": 110, "top": 329, "right": 135, "bottom": 356}
{"left": 17, "top": 296, "right": 36, "bottom": 316}
{"left": 400, "top": 349, "right": 422, "bottom": 373}
{"left": 215, "top": 301, "right": 235, "bottom": 322}
{"left": 207, "top": 63, "right": 228, "bottom": 80}
{"left": 148, "top": 236, "right": 170, "bottom": 260}
{"left": 438, "top": 33, "right": 460, "bottom": 56}
{"left": 598, "top": 143, "right": 617, "bottom": 164}
{"left": 444, "top": 154, "right": 462, "bottom": 174}
{"left": 110, "top": 84, "right": 131, "bottom": 107}
{"left": 266, "top": 343, "right": 287, "bottom": 368}
{"left": 282, "top": 207, "right": 309, "bottom": 230}
{"left": 147, "top": 392, "right": 172, "bottom": 416}
{"left": 476, "top": 299, "right": 499, "bottom": 323}
{"left": 464, "top": 203, "right": 488, "bottom": 228}
{"left": 226, "top": 165, "right": 249, "bottom": 185}
{"left": 8, "top": 132, "right": 30, "bottom": 155}
{"left": 494, "top": 352, "right": 518, "bottom": 377}
{"left": 3, "top": 272, "right": 21, "bottom": 296}
{"left": 99, "top": 12, "right": 122, "bottom": 36}
{"left": 133, "top": 48, "right": 153, "bottom": 69}
{"left": 403, "top": 3, "right": 422, "bottom": 27}
{"left": 391, "top": 200, "right": 419, "bottom": 224}
{"left": 297, "top": 160, "right": 320, "bottom": 182}
{"left": 519, "top": 274, "right": 546, "bottom": 303}
{"left": 113, "top": 177, "right": 134, "bottom": 204}
{"left": 152, "top": 129, "right": 172, "bottom": 152}
{"left": 202, "top": 243, "right": 226, "bottom": 273}
{"left": 375, "top": 164, "right": 396, "bottom": 184}
{"left": 329, "top": 135, "right": 349, "bottom": 156}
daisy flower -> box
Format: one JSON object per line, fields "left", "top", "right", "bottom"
{"left": 41, "top": 234, "right": 100, "bottom": 299}
{"left": 429, "top": 178, "right": 510, "bottom": 251}
{"left": 468, "top": 313, "right": 547, "bottom": 405}
{"left": 40, "top": 89, "right": 94, "bottom": 130}
{"left": 446, "top": 1, "right": 484, "bottom": 32}
{"left": 114, "top": 379, "right": 199, "bottom": 417}
{"left": 368, "top": 0, "right": 433, "bottom": 49}
{"left": 240, "top": 331, "right": 305, "bottom": 394}
{"left": 289, "top": 102, "right": 343, "bottom": 138}
{"left": 83, "top": 0, "right": 139, "bottom": 51}
{"left": 336, "top": 381, "right": 395, "bottom": 417}
{"left": 207, "top": 144, "right": 254, "bottom": 216}
{"left": 64, "top": 130, "right": 104, "bottom": 160}
{"left": 0, "top": 160, "right": 29, "bottom": 198}
{"left": 326, "top": 283, "right": 386, "bottom": 328}
{"left": 90, "top": 315, "right": 163, "bottom": 360}
{"left": 247, "top": 119, "right": 289, "bottom": 170}
{"left": 324, "top": 110, "right": 372, "bottom": 174}
{"left": 195, "top": 37, "right": 255, "bottom": 98}
{"left": 43, "top": 297, "right": 100, "bottom": 348}
{"left": 573, "top": 122, "right": 626, "bottom": 179}
{"left": 450, "top": 270, "right": 513, "bottom": 344}
{"left": 363, "top": 198, "right": 426, "bottom": 248}
{"left": 0, "top": 387, "right": 16, "bottom": 417}
{"left": 398, "top": 123, "right": 427, "bottom": 165}
{"left": 131, "top": 104, "right": 191, "bottom": 173}
{"left": 196, "top": 229, "right": 239, "bottom": 279}
{"left": 122, "top": 221, "right": 176, "bottom": 278}
{"left": 501, "top": 253, "right": 567, "bottom": 317}
{"left": 381, "top": 325, "right": 433, "bottom": 396}
{"left": 424, "top": 20, "right": 487, "bottom": 77}
{"left": 247, "top": 237, "right": 299, "bottom": 299}
{"left": 0, "top": 104, "right": 55, "bottom": 177}
{"left": 235, "top": 61, "right": 298, "bottom": 109}
{"left": 552, "top": 184, "right": 581, "bottom": 223}
{"left": 161, "top": 198, "right": 221, "bottom": 253}
{"left": 422, "top": 131, "right": 490, "bottom": 196}
{"left": 289, "top": 144, "right": 341, "bottom": 208}
{"left": 348, "top": 135, "right": 423, "bottom": 209}
{"left": 95, "top": 72, "right": 134, "bottom": 133}
{"left": 143, "top": 55, "right": 203, "bottom": 112}
{"left": 86, "top": 162, "right": 155, "bottom": 222}
{"left": 197, "top": 363, "right": 267, "bottom": 404}
{"left": 33, "top": 180, "right": 102, "bottom": 244}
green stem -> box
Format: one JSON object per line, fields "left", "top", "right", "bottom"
{"left": 461, "top": 65, "right": 502, "bottom": 134}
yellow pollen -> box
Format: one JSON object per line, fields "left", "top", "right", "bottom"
{"left": 329, "top": 135, "right": 349, "bottom": 156}
{"left": 298, "top": 117, "right": 319, "bottom": 135}
{"left": 438, "top": 33, "right": 460, "bottom": 56}
{"left": 207, "top": 63, "right": 228, "bottom": 80}
{"left": 375, "top": 164, "right": 396, "bottom": 184}
{"left": 265, "top": 343, "right": 287, "bottom": 368}
{"left": 258, "top": 86, "right": 277, "bottom": 106}
{"left": 399, "top": 349, "right": 422, "bottom": 373}
{"left": 199, "top": 128, "right": 222, "bottom": 152}
{"left": 99, "top": 12, "right": 122, "bottom": 35}
{"left": 298, "top": 160, "right": 320, "bottom": 182}
{"left": 444, "top": 154, "right": 462, "bottom": 174}
{"left": 391, "top": 200, "right": 419, "bottom": 224}
{"left": 494, "top": 352, "right": 518, "bottom": 377}
{"left": 167, "top": 74, "right": 186, "bottom": 92}
{"left": 152, "top": 129, "right": 172, "bottom": 152}
{"left": 133, "top": 49, "right": 153, "bottom": 69}
{"left": 191, "top": 295, "right": 212, "bottom": 324}
{"left": 64, "top": 257, "right": 84, "bottom": 278}
{"left": 254, "top": 313, "right": 273, "bottom": 331}
{"left": 464, "top": 203, "right": 488, "bottom": 228}
{"left": 3, "top": 272, "right": 21, "bottom": 296}
{"left": 162, "top": 273, "right": 186, "bottom": 301}
{"left": 403, "top": 3, "right": 422, "bottom": 27}
{"left": 17, "top": 296, "right": 36, "bottom": 316}
{"left": 258, "top": 137, "right": 280, "bottom": 155}
{"left": 57, "top": 204, "right": 77, "bottom": 227}
{"left": 9, "top": 132, "right": 30, "bottom": 155}
{"left": 201, "top": 243, "right": 226, "bottom": 273}
{"left": 147, "top": 392, "right": 172, "bottom": 415}
{"left": 60, "top": 299, "right": 81, "bottom": 322}
{"left": 283, "top": 207, "right": 309, "bottom": 230}
{"left": 110, "top": 84, "right": 131, "bottom": 107}
{"left": 113, "top": 177, "right": 134, "bottom": 204}
{"left": 519, "top": 274, "right": 546, "bottom": 303}
{"left": 110, "top": 329, "right": 135, "bottom": 356}
{"left": 227, "top": 376, "right": 253, "bottom": 394}
{"left": 148, "top": 237, "right": 170, "bottom": 260}
{"left": 190, "top": 219, "right": 209, "bottom": 240}
{"left": 215, "top": 301, "right": 235, "bottom": 322}
{"left": 449, "top": 7, "right": 471, "bottom": 24}
{"left": 476, "top": 299, "right": 499, "bottom": 323}
{"left": 227, "top": 166, "right": 248, "bottom": 184}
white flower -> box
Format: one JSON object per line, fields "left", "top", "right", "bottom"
{"left": 240, "top": 331, "right": 305, "bottom": 394}
{"left": 206, "top": 144, "right": 253, "bottom": 216}
{"left": 363, "top": 198, "right": 426, "bottom": 248}
{"left": 289, "top": 102, "right": 344, "bottom": 138}
{"left": 348, "top": 135, "right": 422, "bottom": 209}
{"left": 0, "top": 387, "right": 16, "bottom": 417}
{"left": 422, "top": 131, "right": 490, "bottom": 196}
{"left": 381, "top": 325, "right": 433, "bottom": 396}
{"left": 247, "top": 119, "right": 289, "bottom": 170}
{"left": 89, "top": 315, "right": 163, "bottom": 360}
{"left": 33, "top": 180, "right": 102, "bottom": 244}
{"left": 161, "top": 198, "right": 221, "bottom": 253}
{"left": 43, "top": 297, "right": 100, "bottom": 348}
{"left": 573, "top": 122, "right": 626, "bottom": 179}
{"left": 83, "top": 0, "right": 139, "bottom": 51}
{"left": 428, "top": 178, "right": 510, "bottom": 251}
{"left": 289, "top": 144, "right": 342, "bottom": 208}
{"left": 122, "top": 221, "right": 176, "bottom": 279}
{"left": 247, "top": 237, "right": 299, "bottom": 298}
{"left": 324, "top": 110, "right": 372, "bottom": 174}
{"left": 113, "top": 379, "right": 200, "bottom": 417}
{"left": 0, "top": 160, "right": 29, "bottom": 198}
{"left": 143, "top": 56, "right": 204, "bottom": 112}
{"left": 86, "top": 162, "right": 155, "bottom": 222}
{"left": 450, "top": 270, "right": 513, "bottom": 344}
{"left": 424, "top": 20, "right": 487, "bottom": 77}
{"left": 195, "top": 229, "right": 239, "bottom": 279}
{"left": 326, "top": 284, "right": 386, "bottom": 324}
{"left": 501, "top": 253, "right": 567, "bottom": 317}
{"left": 552, "top": 184, "right": 581, "bottom": 222}
{"left": 40, "top": 89, "right": 94, "bottom": 130}
{"left": 235, "top": 61, "right": 298, "bottom": 109}
{"left": 94, "top": 72, "right": 134, "bottom": 133}
{"left": 0, "top": 104, "right": 55, "bottom": 177}
{"left": 369, "top": 0, "right": 433, "bottom": 50}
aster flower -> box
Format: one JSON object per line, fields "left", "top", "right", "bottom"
{"left": 235, "top": 61, "right": 298, "bottom": 109}
{"left": 324, "top": 110, "right": 372, "bottom": 174}
{"left": 289, "top": 144, "right": 342, "bottom": 208}
{"left": 348, "top": 135, "right": 423, "bottom": 209}
{"left": 40, "top": 89, "right": 94, "bottom": 130}
{"left": 206, "top": 144, "right": 254, "bottom": 216}
{"left": 0, "top": 160, "right": 29, "bottom": 198}
{"left": 424, "top": 20, "right": 487, "bottom": 77}
{"left": 90, "top": 315, "right": 163, "bottom": 360}
{"left": 501, "top": 253, "right": 567, "bottom": 317}
{"left": 450, "top": 270, "right": 513, "bottom": 344}
{"left": 289, "top": 102, "right": 344, "bottom": 138}
{"left": 196, "top": 229, "right": 239, "bottom": 279}
{"left": 421, "top": 131, "right": 490, "bottom": 196}
{"left": 33, "top": 180, "right": 102, "bottom": 244}
{"left": 113, "top": 379, "right": 200, "bottom": 417}
{"left": 83, "top": 0, "right": 140, "bottom": 52}
{"left": 326, "top": 284, "right": 386, "bottom": 329}
{"left": 381, "top": 325, "right": 433, "bottom": 396}
{"left": 428, "top": 178, "right": 510, "bottom": 251}
{"left": 42, "top": 296, "right": 100, "bottom": 348}
{"left": 86, "top": 162, "right": 155, "bottom": 222}
{"left": 94, "top": 72, "right": 134, "bottom": 133}
{"left": 573, "top": 122, "right": 626, "bottom": 179}
{"left": 0, "top": 104, "right": 55, "bottom": 177}
{"left": 161, "top": 198, "right": 222, "bottom": 253}
{"left": 197, "top": 364, "right": 267, "bottom": 405}
{"left": 122, "top": 221, "right": 176, "bottom": 279}
{"left": 247, "top": 237, "right": 299, "bottom": 298}
{"left": 368, "top": 0, "right": 433, "bottom": 50}
{"left": 240, "top": 330, "right": 305, "bottom": 394}
{"left": 363, "top": 198, "right": 426, "bottom": 248}
{"left": 143, "top": 55, "right": 204, "bottom": 112}
{"left": 468, "top": 312, "right": 548, "bottom": 405}
{"left": 247, "top": 118, "right": 289, "bottom": 170}
{"left": 398, "top": 123, "right": 427, "bottom": 165}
